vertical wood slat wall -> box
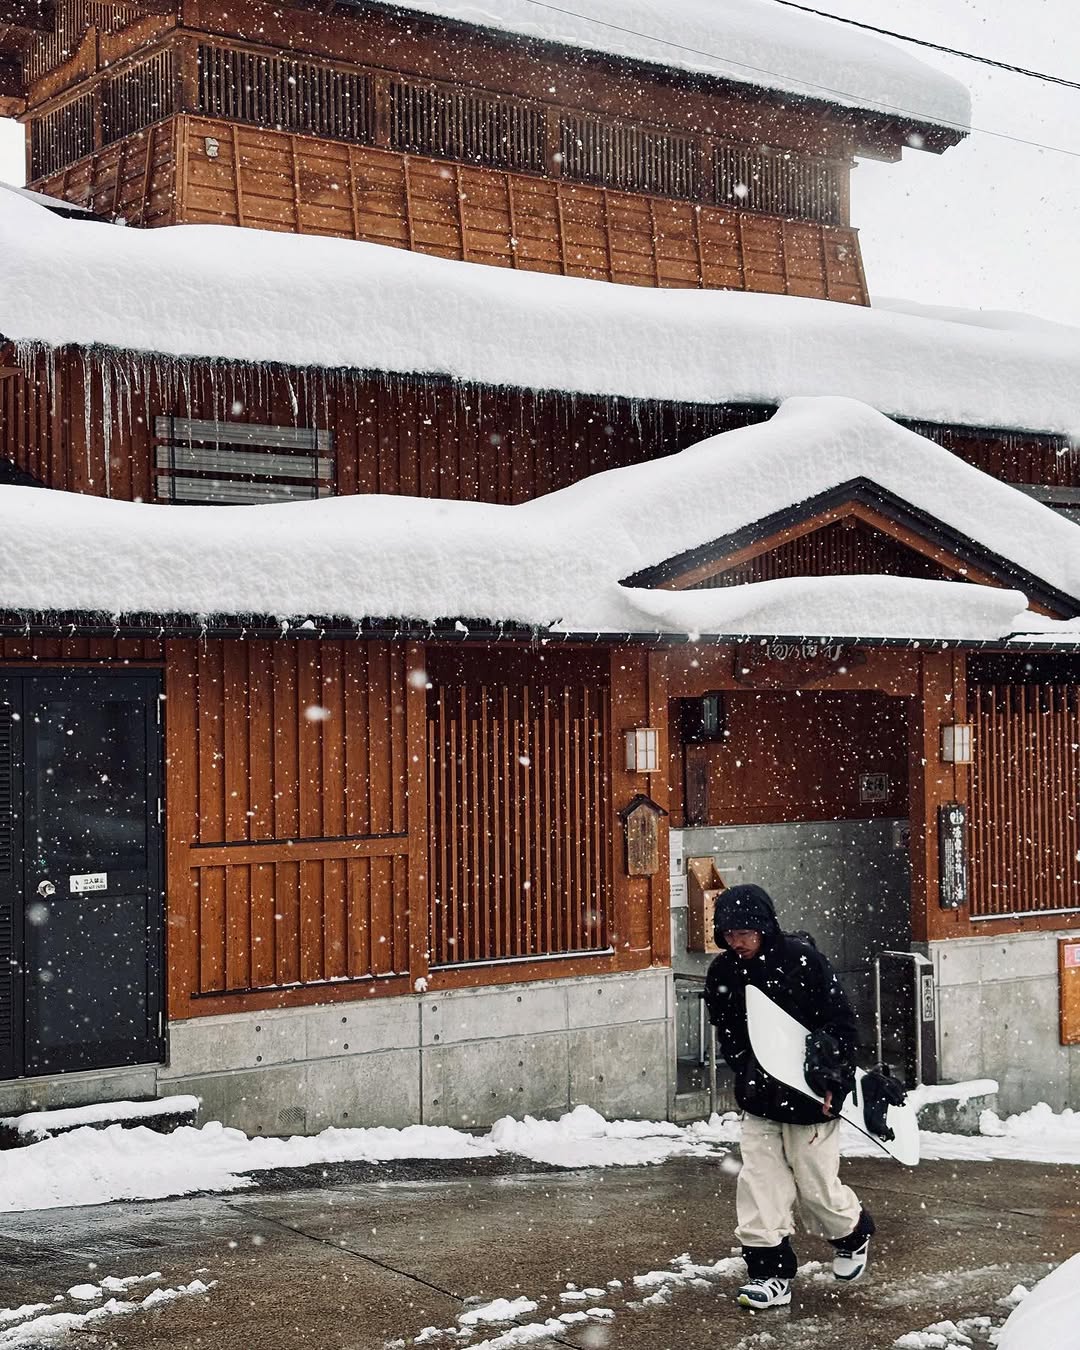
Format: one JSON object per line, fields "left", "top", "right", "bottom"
{"left": 426, "top": 681, "right": 611, "bottom": 966}
{"left": 165, "top": 639, "right": 413, "bottom": 1012}
{"left": 970, "top": 684, "right": 1080, "bottom": 918}
{"left": 171, "top": 116, "right": 867, "bottom": 302}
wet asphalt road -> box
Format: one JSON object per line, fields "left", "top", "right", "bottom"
{"left": 1, "top": 1152, "right": 1078, "bottom": 1350}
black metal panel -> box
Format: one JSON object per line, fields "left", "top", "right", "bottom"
{"left": 0, "top": 680, "right": 22, "bottom": 1081}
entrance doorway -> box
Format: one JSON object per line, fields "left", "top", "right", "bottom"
{"left": 0, "top": 672, "right": 163, "bottom": 1079}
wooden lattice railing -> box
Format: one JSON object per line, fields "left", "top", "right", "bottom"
{"left": 427, "top": 682, "right": 611, "bottom": 966}
{"left": 970, "top": 683, "right": 1080, "bottom": 918}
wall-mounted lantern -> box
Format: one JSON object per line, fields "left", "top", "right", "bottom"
{"left": 940, "top": 723, "right": 974, "bottom": 764}
{"left": 625, "top": 727, "right": 659, "bottom": 773}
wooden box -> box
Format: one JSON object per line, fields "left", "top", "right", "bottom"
{"left": 687, "top": 856, "right": 726, "bottom": 954}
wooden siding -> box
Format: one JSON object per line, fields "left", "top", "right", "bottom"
{"left": 164, "top": 638, "right": 417, "bottom": 1014}
{"left": 33, "top": 117, "right": 177, "bottom": 223}
{"left": 970, "top": 684, "right": 1080, "bottom": 921}
{"left": 182, "top": 114, "right": 864, "bottom": 300}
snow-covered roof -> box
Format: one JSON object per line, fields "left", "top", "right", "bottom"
{"left": 2, "top": 190, "right": 1078, "bottom": 440}
{"left": 1, "top": 398, "right": 1078, "bottom": 644}
{"left": 372, "top": 0, "right": 970, "bottom": 136}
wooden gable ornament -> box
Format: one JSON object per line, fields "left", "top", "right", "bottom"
{"left": 618, "top": 794, "right": 668, "bottom": 877}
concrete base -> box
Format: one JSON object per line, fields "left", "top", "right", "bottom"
{"left": 930, "top": 929, "right": 1080, "bottom": 1116}
{"left": 150, "top": 968, "right": 674, "bottom": 1136}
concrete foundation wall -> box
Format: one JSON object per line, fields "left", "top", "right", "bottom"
{"left": 671, "top": 819, "right": 911, "bottom": 1027}
{"left": 149, "top": 968, "right": 675, "bottom": 1135}
{"left": 0, "top": 969, "right": 674, "bottom": 1133}
{"left": 930, "top": 930, "right": 1079, "bottom": 1115}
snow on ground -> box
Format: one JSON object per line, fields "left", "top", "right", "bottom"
{"left": 994, "top": 1253, "right": 1080, "bottom": 1349}
{"left": 379, "top": 0, "right": 970, "bottom": 131}
{"left": 0, "top": 1094, "right": 199, "bottom": 1140}
{"left": 3, "top": 1100, "right": 1079, "bottom": 1217}
{"left": 1, "top": 397, "right": 1078, "bottom": 644}
{"left": 0, "top": 1275, "right": 211, "bottom": 1347}
{"left": 5, "top": 189, "right": 1080, "bottom": 440}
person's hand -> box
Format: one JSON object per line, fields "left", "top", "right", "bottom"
{"left": 822, "top": 1090, "right": 834, "bottom": 1117}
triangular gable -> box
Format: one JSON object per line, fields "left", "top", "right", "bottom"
{"left": 623, "top": 479, "right": 1078, "bottom": 619}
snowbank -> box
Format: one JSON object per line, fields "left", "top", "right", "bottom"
{"left": 379, "top": 0, "right": 971, "bottom": 132}
{"left": 1, "top": 397, "right": 1077, "bottom": 641}
{"left": 4, "top": 190, "right": 1079, "bottom": 438}
{"left": 995, "top": 1253, "right": 1080, "bottom": 1350}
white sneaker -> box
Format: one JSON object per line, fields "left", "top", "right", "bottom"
{"left": 833, "top": 1238, "right": 870, "bottom": 1282}
{"left": 737, "top": 1277, "right": 792, "bottom": 1309}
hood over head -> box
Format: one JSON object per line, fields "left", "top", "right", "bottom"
{"left": 713, "top": 884, "right": 782, "bottom": 950}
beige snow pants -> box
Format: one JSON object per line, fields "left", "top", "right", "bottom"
{"left": 736, "top": 1113, "right": 862, "bottom": 1249}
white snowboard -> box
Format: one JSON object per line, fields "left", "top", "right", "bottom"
{"left": 745, "top": 984, "right": 920, "bottom": 1166}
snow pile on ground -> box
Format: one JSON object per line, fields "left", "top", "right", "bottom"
{"left": 0, "top": 1095, "right": 199, "bottom": 1141}
{"left": 382, "top": 0, "right": 969, "bottom": 130}
{"left": 0, "top": 1275, "right": 211, "bottom": 1347}
{"left": 6, "top": 188, "right": 1080, "bottom": 439}
{"left": 1, "top": 397, "right": 1078, "bottom": 643}
{"left": 4, "top": 1098, "right": 1080, "bottom": 1217}
{"left": 489, "top": 1104, "right": 710, "bottom": 1168}
{"left": 893, "top": 1317, "right": 992, "bottom": 1348}
{"left": 994, "top": 1254, "right": 1080, "bottom": 1348}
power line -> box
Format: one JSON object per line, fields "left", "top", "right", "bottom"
{"left": 508, "top": 0, "right": 1080, "bottom": 161}
{"left": 770, "top": 0, "right": 1080, "bottom": 92}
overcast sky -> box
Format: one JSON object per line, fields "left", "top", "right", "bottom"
{"left": 1, "top": 0, "right": 1076, "bottom": 324}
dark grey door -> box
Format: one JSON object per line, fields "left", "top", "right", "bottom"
{"left": 0, "top": 673, "right": 163, "bottom": 1079}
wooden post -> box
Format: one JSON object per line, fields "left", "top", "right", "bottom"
{"left": 406, "top": 642, "right": 431, "bottom": 990}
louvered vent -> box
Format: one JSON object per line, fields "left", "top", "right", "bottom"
{"left": 559, "top": 114, "right": 699, "bottom": 199}
{"left": 390, "top": 80, "right": 546, "bottom": 173}
{"left": 0, "top": 706, "right": 12, "bottom": 879}
{"left": 102, "top": 49, "right": 174, "bottom": 145}
{"left": 714, "top": 144, "right": 843, "bottom": 225}
{"left": 197, "top": 44, "right": 374, "bottom": 144}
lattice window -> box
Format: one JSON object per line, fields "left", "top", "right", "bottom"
{"left": 29, "top": 93, "right": 94, "bottom": 179}
{"left": 154, "top": 417, "right": 334, "bottom": 505}
{"left": 102, "top": 49, "right": 174, "bottom": 145}
{"left": 196, "top": 44, "right": 374, "bottom": 145}
{"left": 389, "top": 80, "right": 547, "bottom": 173}
{"left": 559, "top": 114, "right": 699, "bottom": 200}
{"left": 715, "top": 144, "right": 843, "bottom": 225}
{"left": 0, "top": 703, "right": 12, "bottom": 880}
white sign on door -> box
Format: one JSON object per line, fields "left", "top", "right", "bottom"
{"left": 69, "top": 873, "right": 107, "bottom": 893}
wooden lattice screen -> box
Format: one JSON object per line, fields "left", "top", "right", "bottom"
{"left": 715, "top": 144, "right": 844, "bottom": 226}
{"left": 102, "top": 50, "right": 174, "bottom": 145}
{"left": 970, "top": 684, "right": 1080, "bottom": 918}
{"left": 197, "top": 43, "right": 375, "bottom": 145}
{"left": 560, "top": 113, "right": 699, "bottom": 200}
{"left": 390, "top": 80, "right": 547, "bottom": 173}
{"left": 427, "top": 682, "right": 611, "bottom": 966}
{"left": 30, "top": 93, "right": 94, "bottom": 180}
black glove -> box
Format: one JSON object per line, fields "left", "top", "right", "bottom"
{"left": 861, "top": 1067, "right": 907, "bottom": 1141}
{"left": 805, "top": 1030, "right": 855, "bottom": 1110}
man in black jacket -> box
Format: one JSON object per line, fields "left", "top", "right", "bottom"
{"left": 705, "top": 884, "right": 875, "bottom": 1310}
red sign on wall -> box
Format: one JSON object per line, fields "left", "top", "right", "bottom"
{"left": 1065, "top": 943, "right": 1080, "bottom": 970}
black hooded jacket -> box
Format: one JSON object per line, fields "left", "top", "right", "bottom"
{"left": 704, "top": 884, "right": 858, "bottom": 1126}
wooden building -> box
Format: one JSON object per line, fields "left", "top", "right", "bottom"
{"left": 1, "top": 0, "right": 1078, "bottom": 1128}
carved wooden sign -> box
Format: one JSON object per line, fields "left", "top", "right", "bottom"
{"left": 618, "top": 794, "right": 668, "bottom": 877}
{"left": 733, "top": 643, "right": 865, "bottom": 689}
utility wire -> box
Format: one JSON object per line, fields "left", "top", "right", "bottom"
{"left": 507, "top": 0, "right": 1080, "bottom": 161}
{"left": 770, "top": 0, "right": 1080, "bottom": 92}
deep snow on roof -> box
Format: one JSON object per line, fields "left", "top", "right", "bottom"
{"left": 373, "top": 0, "right": 970, "bottom": 133}
{"left": 0, "top": 398, "right": 1077, "bottom": 642}
{"left": 2, "top": 190, "right": 1078, "bottom": 439}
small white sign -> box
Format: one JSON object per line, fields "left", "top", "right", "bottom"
{"left": 669, "top": 875, "right": 688, "bottom": 909}
{"left": 669, "top": 830, "right": 685, "bottom": 875}
{"left": 70, "top": 873, "right": 107, "bottom": 893}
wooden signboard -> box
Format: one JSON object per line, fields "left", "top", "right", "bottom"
{"left": 619, "top": 795, "right": 667, "bottom": 878}
{"left": 1061, "top": 939, "right": 1080, "bottom": 1045}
